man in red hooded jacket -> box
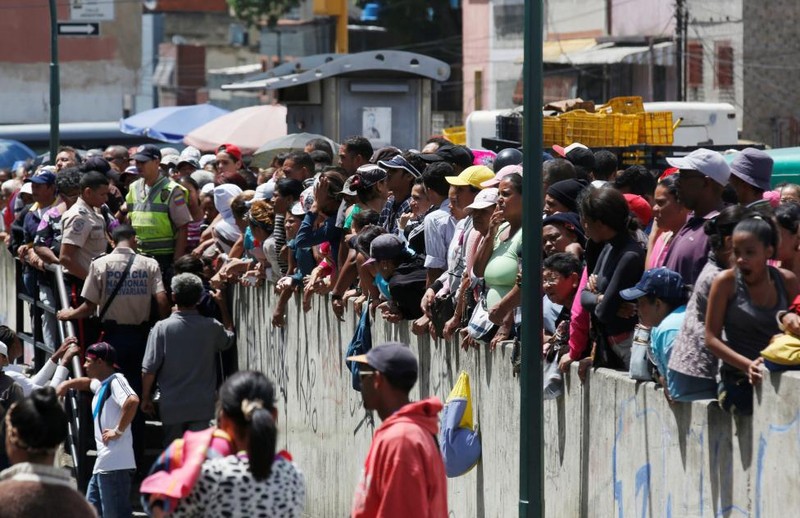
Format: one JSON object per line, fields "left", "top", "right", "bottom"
{"left": 348, "top": 342, "right": 447, "bottom": 518}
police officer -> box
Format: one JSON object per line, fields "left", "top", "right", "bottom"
{"left": 57, "top": 224, "right": 169, "bottom": 467}
{"left": 125, "top": 144, "right": 193, "bottom": 287}
{"left": 59, "top": 170, "right": 111, "bottom": 345}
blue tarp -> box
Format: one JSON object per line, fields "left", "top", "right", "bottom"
{"left": 120, "top": 104, "right": 230, "bottom": 143}
{"left": 0, "top": 139, "right": 36, "bottom": 170}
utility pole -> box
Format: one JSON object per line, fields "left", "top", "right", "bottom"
{"left": 48, "top": 0, "right": 60, "bottom": 161}
{"left": 675, "top": 0, "right": 684, "bottom": 101}
{"left": 519, "top": 1, "right": 544, "bottom": 517}
{"left": 313, "top": 0, "right": 348, "bottom": 54}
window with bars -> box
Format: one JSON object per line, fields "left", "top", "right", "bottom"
{"left": 687, "top": 40, "right": 703, "bottom": 87}
{"left": 715, "top": 42, "right": 734, "bottom": 90}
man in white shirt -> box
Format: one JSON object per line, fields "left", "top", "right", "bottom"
{"left": 58, "top": 342, "right": 139, "bottom": 517}
{"left": 0, "top": 327, "right": 79, "bottom": 396}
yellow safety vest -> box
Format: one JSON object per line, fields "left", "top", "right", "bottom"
{"left": 126, "top": 177, "right": 185, "bottom": 256}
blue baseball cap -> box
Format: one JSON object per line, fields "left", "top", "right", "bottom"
{"left": 29, "top": 170, "right": 56, "bottom": 185}
{"left": 346, "top": 342, "right": 418, "bottom": 379}
{"left": 620, "top": 267, "right": 685, "bottom": 301}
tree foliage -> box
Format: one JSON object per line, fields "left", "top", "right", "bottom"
{"left": 227, "top": 0, "right": 302, "bottom": 27}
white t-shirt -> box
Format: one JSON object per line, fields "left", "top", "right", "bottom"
{"left": 5, "top": 361, "right": 69, "bottom": 397}
{"left": 90, "top": 374, "right": 136, "bottom": 473}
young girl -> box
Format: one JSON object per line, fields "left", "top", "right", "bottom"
{"left": 705, "top": 215, "right": 799, "bottom": 415}
{"left": 667, "top": 205, "right": 747, "bottom": 402}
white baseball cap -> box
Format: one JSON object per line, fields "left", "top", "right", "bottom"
{"left": 465, "top": 187, "right": 499, "bottom": 213}
{"left": 666, "top": 148, "right": 731, "bottom": 186}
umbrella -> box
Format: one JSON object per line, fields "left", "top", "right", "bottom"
{"left": 120, "top": 103, "right": 230, "bottom": 143}
{"left": 252, "top": 132, "right": 339, "bottom": 167}
{"left": 183, "top": 105, "right": 288, "bottom": 155}
{"left": 0, "top": 139, "right": 36, "bottom": 170}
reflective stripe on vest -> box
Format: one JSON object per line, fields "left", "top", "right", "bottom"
{"left": 129, "top": 177, "right": 183, "bottom": 255}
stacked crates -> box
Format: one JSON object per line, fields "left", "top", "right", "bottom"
{"left": 545, "top": 96, "right": 674, "bottom": 147}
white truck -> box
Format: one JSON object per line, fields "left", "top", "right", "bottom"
{"left": 465, "top": 102, "right": 739, "bottom": 150}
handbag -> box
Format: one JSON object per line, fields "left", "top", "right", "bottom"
{"left": 466, "top": 285, "right": 496, "bottom": 344}
{"left": 430, "top": 293, "right": 456, "bottom": 337}
{"left": 344, "top": 299, "right": 373, "bottom": 391}
{"left": 439, "top": 371, "right": 482, "bottom": 478}
{"left": 761, "top": 333, "right": 800, "bottom": 369}
{"left": 628, "top": 324, "right": 654, "bottom": 381}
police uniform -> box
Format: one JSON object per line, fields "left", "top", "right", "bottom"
{"left": 125, "top": 175, "right": 192, "bottom": 285}
{"left": 82, "top": 245, "right": 165, "bottom": 469}
{"left": 60, "top": 196, "right": 109, "bottom": 345}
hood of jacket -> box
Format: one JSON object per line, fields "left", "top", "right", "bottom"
{"left": 376, "top": 397, "right": 443, "bottom": 437}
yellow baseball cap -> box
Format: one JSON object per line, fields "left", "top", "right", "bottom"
{"left": 445, "top": 165, "right": 495, "bottom": 189}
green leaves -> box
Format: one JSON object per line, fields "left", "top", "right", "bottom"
{"left": 226, "top": 0, "right": 302, "bottom": 28}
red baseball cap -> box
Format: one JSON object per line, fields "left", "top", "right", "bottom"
{"left": 624, "top": 193, "right": 652, "bottom": 227}
{"left": 217, "top": 143, "right": 242, "bottom": 162}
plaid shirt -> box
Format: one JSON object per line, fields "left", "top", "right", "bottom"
{"left": 379, "top": 195, "right": 412, "bottom": 234}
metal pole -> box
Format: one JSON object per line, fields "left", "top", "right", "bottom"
{"left": 675, "top": 0, "right": 684, "bottom": 101}
{"left": 48, "top": 0, "right": 60, "bottom": 161}
{"left": 519, "top": 1, "right": 544, "bottom": 517}
{"left": 47, "top": 264, "right": 82, "bottom": 377}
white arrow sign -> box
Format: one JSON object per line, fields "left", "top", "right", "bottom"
{"left": 57, "top": 22, "right": 100, "bottom": 36}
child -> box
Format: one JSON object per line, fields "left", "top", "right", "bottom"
{"left": 57, "top": 342, "right": 139, "bottom": 517}
{"left": 542, "top": 253, "right": 581, "bottom": 356}
{"left": 705, "top": 216, "right": 799, "bottom": 415}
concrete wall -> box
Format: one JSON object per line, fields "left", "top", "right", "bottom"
{"left": 233, "top": 279, "right": 800, "bottom": 517}
{"left": 232, "top": 284, "right": 521, "bottom": 517}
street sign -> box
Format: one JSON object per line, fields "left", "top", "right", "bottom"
{"left": 70, "top": 0, "right": 115, "bottom": 21}
{"left": 57, "top": 22, "right": 100, "bottom": 36}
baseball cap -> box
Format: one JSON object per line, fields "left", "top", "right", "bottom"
{"left": 729, "top": 148, "right": 773, "bottom": 192}
{"left": 465, "top": 187, "right": 498, "bottom": 213}
{"left": 0, "top": 343, "right": 7, "bottom": 358}
{"left": 29, "top": 170, "right": 56, "bottom": 185}
{"left": 217, "top": 143, "right": 242, "bottom": 162}
{"left": 481, "top": 164, "right": 523, "bottom": 188}
{"left": 446, "top": 165, "right": 495, "bottom": 189}
{"left": 290, "top": 201, "right": 306, "bottom": 217}
{"left": 351, "top": 164, "right": 388, "bottom": 191}
{"left": 364, "top": 234, "right": 407, "bottom": 265}
{"left": 82, "top": 156, "right": 111, "bottom": 175}
{"left": 199, "top": 154, "right": 217, "bottom": 169}
{"left": 253, "top": 181, "right": 274, "bottom": 202}
{"left": 666, "top": 148, "right": 730, "bottom": 186}
{"left": 378, "top": 155, "right": 421, "bottom": 178}
{"left": 621, "top": 267, "right": 685, "bottom": 301}
{"left": 20, "top": 183, "right": 33, "bottom": 195}
{"left": 85, "top": 342, "right": 120, "bottom": 369}
{"left": 346, "top": 342, "right": 418, "bottom": 379}
{"left": 161, "top": 154, "right": 179, "bottom": 167}
{"left": 623, "top": 193, "right": 653, "bottom": 227}
{"left": 121, "top": 165, "right": 140, "bottom": 177}
{"left": 552, "top": 142, "right": 588, "bottom": 158}
{"left": 132, "top": 144, "right": 162, "bottom": 162}
{"left": 542, "top": 211, "right": 586, "bottom": 246}
{"left": 436, "top": 145, "right": 474, "bottom": 170}
{"left": 565, "top": 147, "right": 596, "bottom": 171}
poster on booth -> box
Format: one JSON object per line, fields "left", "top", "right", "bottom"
{"left": 362, "top": 107, "right": 391, "bottom": 144}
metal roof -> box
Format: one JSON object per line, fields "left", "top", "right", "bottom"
{"left": 221, "top": 50, "right": 451, "bottom": 91}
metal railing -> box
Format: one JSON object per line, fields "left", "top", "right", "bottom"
{"left": 14, "top": 260, "right": 92, "bottom": 490}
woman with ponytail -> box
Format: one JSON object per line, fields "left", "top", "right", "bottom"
{"left": 0, "top": 387, "right": 96, "bottom": 517}
{"left": 147, "top": 371, "right": 305, "bottom": 517}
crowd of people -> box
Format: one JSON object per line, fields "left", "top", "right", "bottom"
{"left": 1, "top": 131, "right": 800, "bottom": 516}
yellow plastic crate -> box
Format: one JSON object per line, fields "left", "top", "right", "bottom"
{"left": 611, "top": 114, "right": 641, "bottom": 146}
{"left": 543, "top": 117, "right": 564, "bottom": 148}
{"left": 638, "top": 112, "right": 674, "bottom": 145}
{"left": 599, "top": 96, "right": 645, "bottom": 114}
{"left": 442, "top": 125, "right": 466, "bottom": 145}
{"left": 559, "top": 110, "right": 613, "bottom": 147}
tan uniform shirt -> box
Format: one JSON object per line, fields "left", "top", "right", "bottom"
{"left": 60, "top": 197, "right": 108, "bottom": 277}
{"left": 81, "top": 247, "right": 165, "bottom": 325}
